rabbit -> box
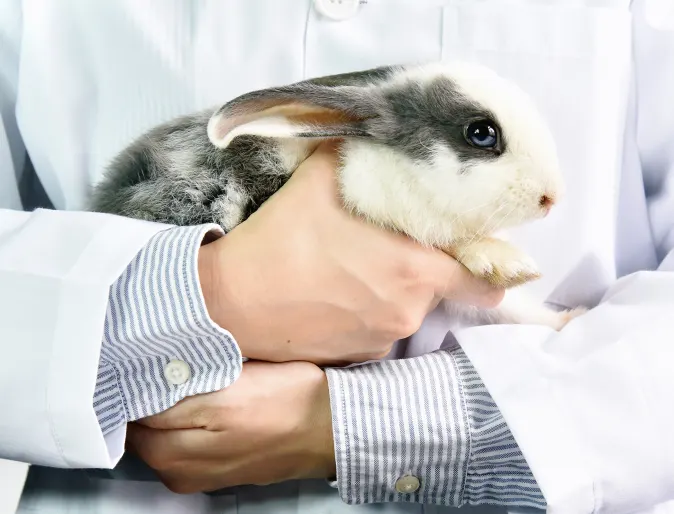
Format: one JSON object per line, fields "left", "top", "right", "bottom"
{"left": 89, "top": 61, "right": 587, "bottom": 331}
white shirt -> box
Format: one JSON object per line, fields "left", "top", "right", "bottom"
{"left": 1, "top": 1, "right": 674, "bottom": 513}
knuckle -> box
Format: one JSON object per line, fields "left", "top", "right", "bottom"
{"left": 398, "top": 260, "right": 421, "bottom": 284}
{"left": 387, "top": 310, "right": 423, "bottom": 339}
{"left": 395, "top": 257, "right": 424, "bottom": 284}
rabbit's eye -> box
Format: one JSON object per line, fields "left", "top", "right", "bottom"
{"left": 464, "top": 120, "right": 499, "bottom": 150}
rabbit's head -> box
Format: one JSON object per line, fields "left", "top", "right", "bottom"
{"left": 208, "top": 62, "right": 564, "bottom": 246}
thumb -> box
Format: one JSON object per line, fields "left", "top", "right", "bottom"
{"left": 426, "top": 250, "right": 505, "bottom": 308}
{"left": 288, "top": 139, "right": 342, "bottom": 184}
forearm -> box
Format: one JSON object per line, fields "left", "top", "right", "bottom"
{"left": 0, "top": 207, "right": 245, "bottom": 469}
{"left": 325, "top": 346, "right": 544, "bottom": 509}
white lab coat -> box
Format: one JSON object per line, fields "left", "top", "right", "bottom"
{"left": 0, "top": 0, "right": 673, "bottom": 513}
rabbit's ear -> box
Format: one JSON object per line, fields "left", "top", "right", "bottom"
{"left": 207, "top": 66, "right": 396, "bottom": 149}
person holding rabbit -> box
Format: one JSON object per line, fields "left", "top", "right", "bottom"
{"left": 2, "top": 1, "right": 674, "bottom": 514}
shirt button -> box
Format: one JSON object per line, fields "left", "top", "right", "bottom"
{"left": 164, "top": 359, "right": 191, "bottom": 385}
{"left": 314, "top": 0, "right": 360, "bottom": 21}
{"left": 395, "top": 475, "right": 420, "bottom": 494}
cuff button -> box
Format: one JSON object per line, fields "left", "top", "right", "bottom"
{"left": 395, "top": 475, "right": 420, "bottom": 494}
{"left": 164, "top": 359, "right": 191, "bottom": 385}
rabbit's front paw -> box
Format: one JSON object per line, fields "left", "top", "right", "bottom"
{"left": 550, "top": 306, "right": 589, "bottom": 330}
{"left": 447, "top": 238, "right": 541, "bottom": 289}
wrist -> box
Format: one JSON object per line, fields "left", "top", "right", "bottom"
{"left": 300, "top": 368, "right": 337, "bottom": 480}
{"left": 197, "top": 235, "right": 246, "bottom": 341}
{"left": 197, "top": 229, "right": 276, "bottom": 360}
{"left": 316, "top": 371, "right": 338, "bottom": 479}
{"left": 197, "top": 237, "right": 223, "bottom": 326}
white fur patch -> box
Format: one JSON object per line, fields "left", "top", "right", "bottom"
{"left": 441, "top": 287, "right": 586, "bottom": 331}
{"left": 211, "top": 182, "right": 249, "bottom": 231}
{"left": 337, "top": 140, "right": 460, "bottom": 246}
{"left": 339, "top": 61, "right": 567, "bottom": 247}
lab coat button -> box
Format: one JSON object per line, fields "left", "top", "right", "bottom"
{"left": 395, "top": 475, "right": 420, "bottom": 494}
{"left": 314, "top": 0, "right": 360, "bottom": 21}
{"left": 164, "top": 359, "right": 191, "bottom": 385}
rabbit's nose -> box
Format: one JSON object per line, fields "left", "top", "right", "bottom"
{"left": 539, "top": 194, "right": 554, "bottom": 215}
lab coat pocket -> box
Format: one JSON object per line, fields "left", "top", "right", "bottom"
{"left": 441, "top": 1, "right": 633, "bottom": 300}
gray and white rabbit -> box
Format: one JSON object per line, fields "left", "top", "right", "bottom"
{"left": 90, "top": 62, "right": 586, "bottom": 331}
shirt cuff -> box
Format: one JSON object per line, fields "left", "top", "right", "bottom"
{"left": 93, "top": 224, "right": 243, "bottom": 435}
{"left": 453, "top": 349, "right": 545, "bottom": 509}
{"left": 325, "top": 346, "right": 545, "bottom": 509}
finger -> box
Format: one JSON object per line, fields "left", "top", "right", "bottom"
{"left": 127, "top": 424, "right": 232, "bottom": 494}
{"left": 127, "top": 423, "right": 224, "bottom": 466}
{"left": 156, "top": 457, "right": 253, "bottom": 494}
{"left": 138, "top": 361, "right": 273, "bottom": 430}
{"left": 125, "top": 423, "right": 168, "bottom": 465}
{"left": 267, "top": 139, "right": 343, "bottom": 213}
{"left": 156, "top": 469, "right": 229, "bottom": 495}
{"left": 125, "top": 422, "right": 182, "bottom": 458}
{"left": 289, "top": 140, "right": 341, "bottom": 177}
{"left": 424, "top": 249, "right": 505, "bottom": 308}
{"left": 135, "top": 393, "right": 219, "bottom": 430}
{"left": 305, "top": 139, "right": 343, "bottom": 162}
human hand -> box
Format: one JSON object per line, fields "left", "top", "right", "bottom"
{"left": 198, "top": 141, "right": 504, "bottom": 365}
{"left": 126, "top": 360, "right": 334, "bottom": 494}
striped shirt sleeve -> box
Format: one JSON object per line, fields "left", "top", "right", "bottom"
{"left": 325, "top": 345, "right": 545, "bottom": 509}
{"left": 93, "top": 224, "right": 243, "bottom": 435}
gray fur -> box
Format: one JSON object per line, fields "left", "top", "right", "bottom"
{"left": 376, "top": 77, "right": 504, "bottom": 163}
{"left": 90, "top": 111, "right": 288, "bottom": 229}
{"left": 89, "top": 65, "right": 505, "bottom": 229}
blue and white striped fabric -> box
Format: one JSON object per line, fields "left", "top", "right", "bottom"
{"left": 326, "top": 347, "right": 546, "bottom": 509}
{"left": 93, "top": 224, "right": 243, "bottom": 435}
{"left": 455, "top": 351, "right": 545, "bottom": 509}
{"left": 90, "top": 222, "right": 544, "bottom": 509}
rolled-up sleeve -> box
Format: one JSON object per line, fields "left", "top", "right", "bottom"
{"left": 325, "top": 346, "right": 545, "bottom": 509}
{"left": 93, "top": 224, "right": 243, "bottom": 435}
